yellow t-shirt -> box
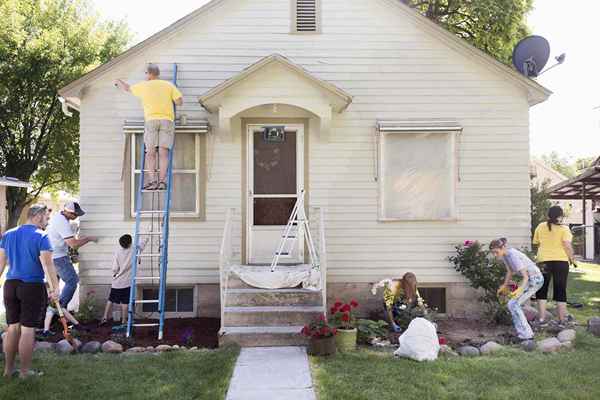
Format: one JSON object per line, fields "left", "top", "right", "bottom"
{"left": 533, "top": 222, "right": 573, "bottom": 262}
{"left": 130, "top": 80, "right": 183, "bottom": 121}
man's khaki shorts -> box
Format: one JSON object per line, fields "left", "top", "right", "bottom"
{"left": 144, "top": 119, "right": 175, "bottom": 149}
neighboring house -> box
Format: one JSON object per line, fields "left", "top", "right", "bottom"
{"left": 0, "top": 177, "right": 32, "bottom": 235}
{"left": 530, "top": 158, "right": 583, "bottom": 225}
{"left": 58, "top": 0, "right": 551, "bottom": 335}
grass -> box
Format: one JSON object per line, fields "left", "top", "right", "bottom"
{"left": 311, "top": 263, "right": 600, "bottom": 400}
{"left": 0, "top": 346, "right": 240, "bottom": 400}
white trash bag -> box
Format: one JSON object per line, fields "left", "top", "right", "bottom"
{"left": 393, "top": 317, "right": 440, "bottom": 362}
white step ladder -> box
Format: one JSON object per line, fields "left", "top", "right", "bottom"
{"left": 271, "top": 190, "right": 319, "bottom": 272}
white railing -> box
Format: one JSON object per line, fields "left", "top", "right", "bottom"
{"left": 219, "top": 208, "right": 235, "bottom": 332}
{"left": 313, "top": 207, "right": 328, "bottom": 316}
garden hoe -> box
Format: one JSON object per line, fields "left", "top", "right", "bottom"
{"left": 46, "top": 281, "right": 77, "bottom": 348}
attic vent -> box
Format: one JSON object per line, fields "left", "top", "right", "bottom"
{"left": 293, "top": 0, "right": 320, "bottom": 33}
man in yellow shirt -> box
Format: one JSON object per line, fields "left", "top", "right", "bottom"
{"left": 115, "top": 64, "right": 183, "bottom": 190}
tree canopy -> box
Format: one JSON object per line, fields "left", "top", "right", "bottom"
{"left": 0, "top": 0, "right": 130, "bottom": 228}
{"left": 541, "top": 152, "right": 595, "bottom": 179}
{"left": 402, "top": 0, "right": 534, "bottom": 64}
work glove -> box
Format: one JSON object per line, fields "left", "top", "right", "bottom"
{"left": 391, "top": 323, "right": 401, "bottom": 333}
{"left": 497, "top": 285, "right": 509, "bottom": 296}
{"left": 508, "top": 286, "right": 524, "bottom": 300}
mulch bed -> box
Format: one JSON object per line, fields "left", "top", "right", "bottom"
{"left": 41, "top": 318, "right": 220, "bottom": 349}
{"left": 435, "top": 318, "right": 512, "bottom": 346}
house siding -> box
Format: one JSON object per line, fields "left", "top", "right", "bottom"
{"left": 74, "top": 0, "right": 533, "bottom": 301}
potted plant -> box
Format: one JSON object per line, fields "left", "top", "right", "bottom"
{"left": 331, "top": 299, "right": 359, "bottom": 352}
{"left": 301, "top": 314, "right": 337, "bottom": 356}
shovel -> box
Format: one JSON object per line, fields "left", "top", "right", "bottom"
{"left": 45, "top": 281, "right": 77, "bottom": 348}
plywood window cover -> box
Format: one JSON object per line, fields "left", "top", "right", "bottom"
{"left": 377, "top": 121, "right": 462, "bottom": 222}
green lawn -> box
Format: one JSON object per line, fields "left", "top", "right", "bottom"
{"left": 0, "top": 346, "right": 239, "bottom": 400}
{"left": 311, "top": 264, "right": 600, "bottom": 400}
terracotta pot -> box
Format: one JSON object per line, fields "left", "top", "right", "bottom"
{"left": 308, "top": 336, "right": 337, "bottom": 356}
{"left": 335, "top": 328, "right": 357, "bottom": 352}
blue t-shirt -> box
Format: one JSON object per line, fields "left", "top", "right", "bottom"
{"left": 0, "top": 224, "right": 53, "bottom": 283}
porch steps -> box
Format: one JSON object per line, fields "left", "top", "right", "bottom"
{"left": 223, "top": 306, "right": 323, "bottom": 326}
{"left": 219, "top": 326, "right": 308, "bottom": 347}
{"left": 220, "top": 268, "right": 324, "bottom": 347}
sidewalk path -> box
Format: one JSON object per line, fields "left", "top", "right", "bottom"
{"left": 226, "top": 347, "right": 317, "bottom": 400}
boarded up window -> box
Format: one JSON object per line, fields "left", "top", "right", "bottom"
{"left": 293, "top": 0, "right": 320, "bottom": 33}
{"left": 379, "top": 131, "right": 457, "bottom": 220}
{"left": 142, "top": 287, "right": 194, "bottom": 313}
{"left": 419, "top": 288, "right": 446, "bottom": 313}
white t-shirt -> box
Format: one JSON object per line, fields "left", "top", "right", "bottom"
{"left": 47, "top": 213, "right": 74, "bottom": 259}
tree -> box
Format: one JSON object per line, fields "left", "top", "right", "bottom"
{"left": 530, "top": 178, "right": 553, "bottom": 238}
{"left": 0, "top": 0, "right": 130, "bottom": 228}
{"left": 402, "top": 0, "right": 534, "bottom": 64}
{"left": 541, "top": 152, "right": 595, "bottom": 179}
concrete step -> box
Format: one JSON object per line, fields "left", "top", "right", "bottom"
{"left": 223, "top": 306, "right": 323, "bottom": 327}
{"left": 219, "top": 326, "right": 308, "bottom": 347}
{"left": 226, "top": 288, "right": 323, "bottom": 307}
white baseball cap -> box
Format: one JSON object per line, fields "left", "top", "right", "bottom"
{"left": 64, "top": 201, "right": 85, "bottom": 217}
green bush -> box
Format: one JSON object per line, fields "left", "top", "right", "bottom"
{"left": 448, "top": 241, "right": 511, "bottom": 325}
{"left": 75, "top": 290, "right": 99, "bottom": 324}
{"left": 356, "top": 319, "right": 388, "bottom": 344}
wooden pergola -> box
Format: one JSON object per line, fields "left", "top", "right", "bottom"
{"left": 548, "top": 157, "right": 600, "bottom": 256}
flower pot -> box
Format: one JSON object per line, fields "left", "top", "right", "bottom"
{"left": 308, "top": 336, "right": 337, "bottom": 356}
{"left": 335, "top": 328, "right": 357, "bottom": 352}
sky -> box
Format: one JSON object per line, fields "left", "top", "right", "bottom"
{"left": 92, "top": 0, "right": 600, "bottom": 160}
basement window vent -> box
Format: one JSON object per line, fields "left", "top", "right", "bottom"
{"left": 293, "top": 0, "right": 320, "bottom": 33}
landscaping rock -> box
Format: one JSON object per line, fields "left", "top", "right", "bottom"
{"left": 127, "top": 347, "right": 146, "bottom": 353}
{"left": 537, "top": 337, "right": 562, "bottom": 353}
{"left": 34, "top": 341, "right": 55, "bottom": 352}
{"left": 480, "top": 341, "right": 503, "bottom": 355}
{"left": 172, "top": 345, "right": 180, "bottom": 350}
{"left": 55, "top": 339, "right": 74, "bottom": 354}
{"left": 189, "top": 347, "right": 198, "bottom": 351}
{"left": 81, "top": 341, "right": 101, "bottom": 354}
{"left": 520, "top": 340, "right": 536, "bottom": 352}
{"left": 101, "top": 340, "right": 124, "bottom": 354}
{"left": 155, "top": 345, "right": 172, "bottom": 352}
{"left": 560, "top": 341, "right": 573, "bottom": 350}
{"left": 457, "top": 346, "right": 480, "bottom": 357}
{"left": 557, "top": 329, "right": 576, "bottom": 343}
{"left": 587, "top": 317, "right": 600, "bottom": 337}
{"left": 146, "top": 346, "right": 155, "bottom": 352}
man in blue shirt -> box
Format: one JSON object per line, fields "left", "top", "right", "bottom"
{"left": 0, "top": 204, "right": 60, "bottom": 379}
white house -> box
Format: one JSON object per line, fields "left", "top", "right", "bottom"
{"left": 59, "top": 0, "right": 550, "bottom": 344}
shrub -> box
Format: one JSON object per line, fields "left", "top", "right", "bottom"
{"left": 393, "top": 299, "right": 436, "bottom": 330}
{"left": 75, "top": 290, "right": 99, "bottom": 324}
{"left": 448, "top": 240, "right": 511, "bottom": 325}
{"left": 356, "top": 319, "right": 388, "bottom": 344}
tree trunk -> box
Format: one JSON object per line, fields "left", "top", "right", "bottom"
{"left": 6, "top": 186, "right": 28, "bottom": 229}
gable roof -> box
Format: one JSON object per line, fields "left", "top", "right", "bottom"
{"left": 58, "top": 0, "right": 551, "bottom": 106}
{"left": 198, "top": 54, "right": 353, "bottom": 113}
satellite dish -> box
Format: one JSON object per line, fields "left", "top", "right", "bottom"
{"left": 512, "top": 35, "right": 550, "bottom": 77}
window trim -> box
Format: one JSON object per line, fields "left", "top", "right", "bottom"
{"left": 377, "top": 127, "right": 460, "bottom": 222}
{"left": 122, "top": 129, "right": 207, "bottom": 222}
{"left": 291, "top": 0, "right": 322, "bottom": 34}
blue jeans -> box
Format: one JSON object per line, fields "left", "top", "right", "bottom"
{"left": 508, "top": 274, "right": 545, "bottom": 339}
{"left": 54, "top": 256, "right": 79, "bottom": 308}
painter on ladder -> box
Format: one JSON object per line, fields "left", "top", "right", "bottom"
{"left": 115, "top": 63, "right": 183, "bottom": 191}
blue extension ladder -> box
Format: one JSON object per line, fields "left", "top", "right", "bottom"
{"left": 127, "top": 64, "right": 178, "bottom": 340}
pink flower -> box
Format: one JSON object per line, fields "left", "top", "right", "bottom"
{"left": 464, "top": 240, "right": 474, "bottom": 247}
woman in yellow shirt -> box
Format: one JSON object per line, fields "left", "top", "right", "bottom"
{"left": 532, "top": 206, "right": 575, "bottom": 326}
{"left": 371, "top": 272, "right": 422, "bottom": 333}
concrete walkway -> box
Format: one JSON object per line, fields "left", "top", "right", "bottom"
{"left": 226, "top": 347, "right": 317, "bottom": 400}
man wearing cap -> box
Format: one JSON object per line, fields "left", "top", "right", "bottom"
{"left": 46, "top": 202, "right": 97, "bottom": 309}
{"left": 1, "top": 205, "right": 60, "bottom": 378}
{"left": 115, "top": 64, "right": 183, "bottom": 191}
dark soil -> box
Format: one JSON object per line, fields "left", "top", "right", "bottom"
{"left": 40, "top": 318, "right": 220, "bottom": 349}
{"left": 436, "top": 318, "right": 512, "bottom": 346}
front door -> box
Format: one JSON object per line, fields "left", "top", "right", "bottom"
{"left": 247, "top": 124, "right": 304, "bottom": 264}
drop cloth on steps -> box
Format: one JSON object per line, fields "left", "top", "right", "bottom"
{"left": 230, "top": 265, "right": 321, "bottom": 291}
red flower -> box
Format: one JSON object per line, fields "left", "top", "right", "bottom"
{"left": 340, "top": 304, "right": 351, "bottom": 313}
{"left": 301, "top": 325, "right": 310, "bottom": 337}
{"left": 319, "top": 326, "right": 330, "bottom": 336}
{"left": 341, "top": 312, "right": 350, "bottom": 322}
{"left": 439, "top": 337, "right": 447, "bottom": 345}
{"left": 350, "top": 299, "right": 359, "bottom": 308}
{"left": 334, "top": 300, "right": 343, "bottom": 308}
{"left": 330, "top": 306, "right": 339, "bottom": 314}
{"left": 318, "top": 313, "right": 326, "bottom": 322}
